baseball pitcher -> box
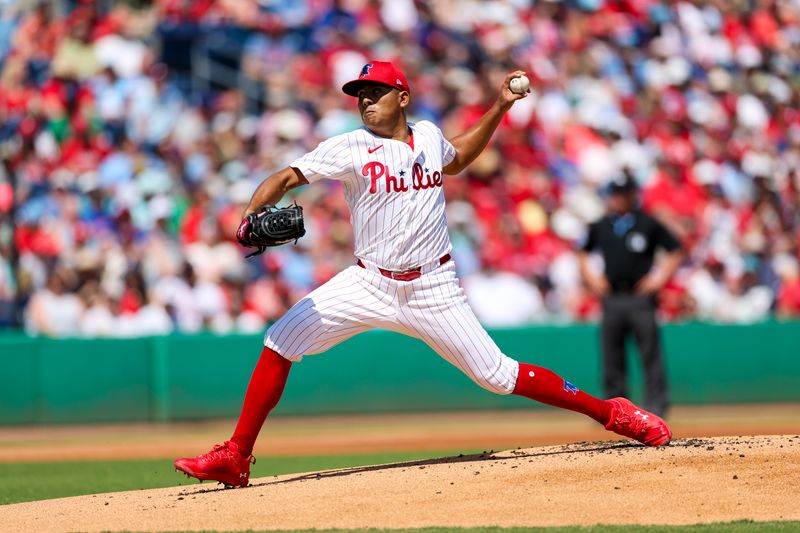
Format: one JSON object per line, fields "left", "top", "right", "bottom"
{"left": 174, "top": 62, "right": 671, "bottom": 487}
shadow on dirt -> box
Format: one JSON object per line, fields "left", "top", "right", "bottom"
{"left": 179, "top": 438, "right": 717, "bottom": 496}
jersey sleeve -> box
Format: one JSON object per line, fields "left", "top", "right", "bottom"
{"left": 441, "top": 134, "right": 456, "bottom": 167}
{"left": 289, "top": 134, "right": 353, "bottom": 183}
{"left": 653, "top": 219, "right": 681, "bottom": 252}
{"left": 581, "top": 222, "right": 598, "bottom": 252}
{"left": 435, "top": 125, "right": 457, "bottom": 167}
{"left": 420, "top": 121, "right": 456, "bottom": 167}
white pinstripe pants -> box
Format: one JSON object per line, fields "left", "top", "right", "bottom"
{"left": 264, "top": 261, "right": 520, "bottom": 394}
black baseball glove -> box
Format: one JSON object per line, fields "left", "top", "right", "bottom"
{"left": 236, "top": 204, "right": 306, "bottom": 258}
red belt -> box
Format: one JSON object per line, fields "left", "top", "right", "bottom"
{"left": 357, "top": 254, "right": 451, "bottom": 282}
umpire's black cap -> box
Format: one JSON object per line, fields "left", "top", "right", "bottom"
{"left": 606, "top": 174, "right": 638, "bottom": 195}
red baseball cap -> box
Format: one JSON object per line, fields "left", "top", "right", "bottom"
{"left": 342, "top": 61, "right": 411, "bottom": 97}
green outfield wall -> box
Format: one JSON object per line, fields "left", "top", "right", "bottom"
{"left": 1, "top": 322, "right": 799, "bottom": 424}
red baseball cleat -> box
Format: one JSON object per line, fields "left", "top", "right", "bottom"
{"left": 604, "top": 397, "right": 672, "bottom": 446}
{"left": 174, "top": 441, "right": 255, "bottom": 487}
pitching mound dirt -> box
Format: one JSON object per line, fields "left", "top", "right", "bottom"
{"left": 2, "top": 435, "right": 799, "bottom": 532}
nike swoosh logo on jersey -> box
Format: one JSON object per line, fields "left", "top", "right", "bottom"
{"left": 368, "top": 145, "right": 383, "bottom": 154}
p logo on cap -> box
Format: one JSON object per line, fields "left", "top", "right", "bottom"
{"left": 343, "top": 61, "right": 411, "bottom": 96}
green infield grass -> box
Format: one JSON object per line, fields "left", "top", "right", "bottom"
{"left": 0, "top": 450, "right": 461, "bottom": 505}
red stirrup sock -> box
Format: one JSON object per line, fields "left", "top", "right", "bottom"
{"left": 512, "top": 363, "right": 612, "bottom": 425}
{"left": 230, "top": 347, "right": 292, "bottom": 457}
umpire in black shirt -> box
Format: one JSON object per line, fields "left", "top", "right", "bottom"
{"left": 579, "top": 175, "right": 683, "bottom": 417}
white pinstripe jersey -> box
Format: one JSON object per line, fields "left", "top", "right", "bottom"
{"left": 290, "top": 121, "right": 456, "bottom": 271}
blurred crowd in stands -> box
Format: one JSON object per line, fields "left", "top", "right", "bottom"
{"left": 1, "top": 0, "right": 799, "bottom": 337}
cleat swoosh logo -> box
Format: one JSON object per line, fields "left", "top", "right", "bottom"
{"left": 368, "top": 145, "right": 383, "bottom": 154}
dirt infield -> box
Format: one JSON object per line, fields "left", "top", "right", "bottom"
{"left": 2, "top": 435, "right": 798, "bottom": 532}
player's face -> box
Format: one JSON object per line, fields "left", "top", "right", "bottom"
{"left": 608, "top": 190, "right": 636, "bottom": 214}
{"left": 357, "top": 83, "right": 408, "bottom": 129}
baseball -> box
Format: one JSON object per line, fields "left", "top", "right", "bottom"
{"left": 509, "top": 75, "right": 530, "bottom": 95}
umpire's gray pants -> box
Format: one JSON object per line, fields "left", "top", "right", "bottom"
{"left": 601, "top": 294, "right": 669, "bottom": 416}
